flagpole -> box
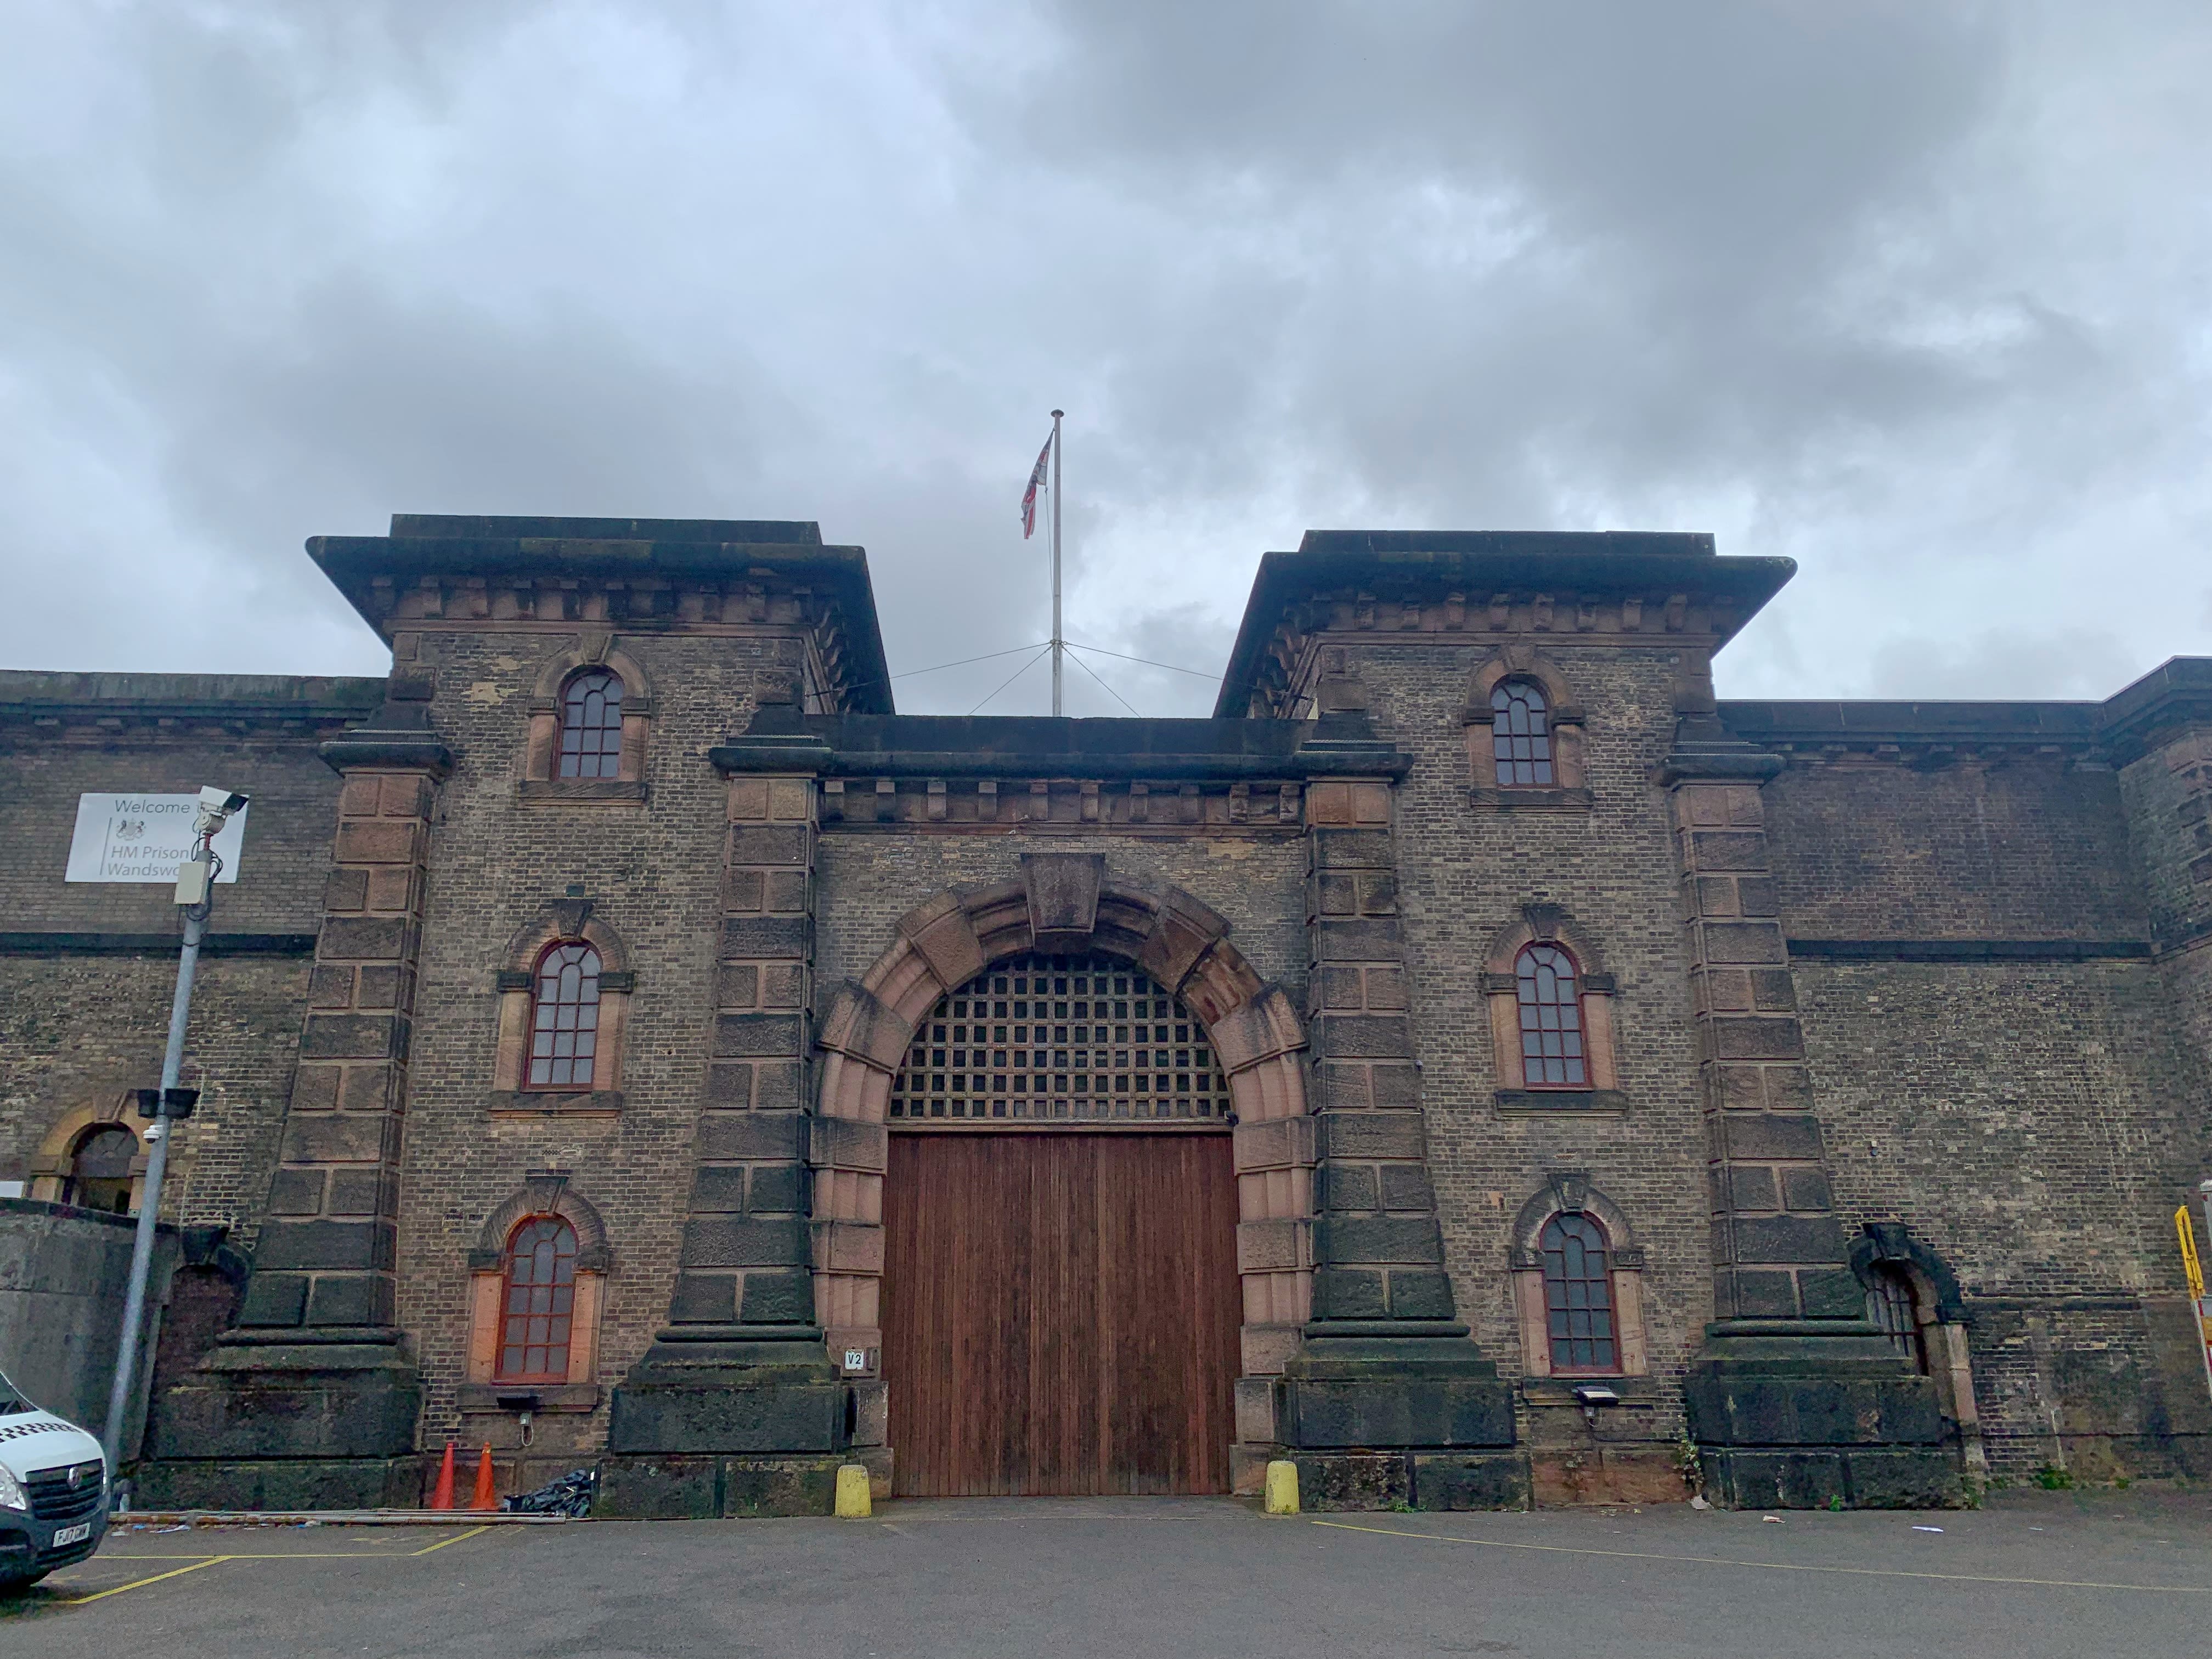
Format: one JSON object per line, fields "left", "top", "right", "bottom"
{"left": 1049, "top": 408, "right": 1064, "bottom": 717}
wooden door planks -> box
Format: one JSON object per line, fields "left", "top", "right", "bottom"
{"left": 883, "top": 1133, "right": 1240, "bottom": 1497}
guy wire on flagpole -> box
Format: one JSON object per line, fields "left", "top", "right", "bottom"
{"left": 1050, "top": 409, "right": 1064, "bottom": 716}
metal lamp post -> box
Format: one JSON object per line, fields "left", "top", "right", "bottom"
{"left": 100, "top": 787, "right": 247, "bottom": 1479}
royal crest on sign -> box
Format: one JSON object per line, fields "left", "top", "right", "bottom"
{"left": 64, "top": 793, "right": 248, "bottom": 883}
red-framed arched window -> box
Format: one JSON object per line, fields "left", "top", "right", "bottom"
{"left": 1491, "top": 680, "right": 1554, "bottom": 786}
{"left": 527, "top": 941, "right": 603, "bottom": 1090}
{"left": 496, "top": 1216, "right": 578, "bottom": 1383}
{"left": 1515, "top": 942, "right": 1587, "bottom": 1088}
{"left": 1541, "top": 1212, "right": 1617, "bottom": 1373}
{"left": 557, "top": 670, "right": 625, "bottom": 780}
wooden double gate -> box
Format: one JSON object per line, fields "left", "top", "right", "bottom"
{"left": 882, "top": 1132, "right": 1242, "bottom": 1497}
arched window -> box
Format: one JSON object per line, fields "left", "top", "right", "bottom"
{"left": 496, "top": 1216, "right": 578, "bottom": 1383}
{"left": 557, "top": 670, "right": 625, "bottom": 780}
{"left": 61, "top": 1125, "right": 137, "bottom": 1214}
{"left": 1491, "top": 681, "right": 1554, "bottom": 786}
{"left": 1515, "top": 942, "right": 1587, "bottom": 1088}
{"left": 1866, "top": 1263, "right": 1929, "bottom": 1375}
{"left": 527, "top": 941, "right": 603, "bottom": 1090}
{"left": 1541, "top": 1212, "right": 1617, "bottom": 1373}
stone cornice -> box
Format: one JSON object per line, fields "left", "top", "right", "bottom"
{"left": 1723, "top": 658, "right": 2212, "bottom": 766}
{"left": 1658, "top": 709, "right": 1788, "bottom": 785}
{"left": 0, "top": 930, "right": 320, "bottom": 957}
{"left": 317, "top": 679, "right": 455, "bottom": 777}
{"left": 1658, "top": 748, "right": 1786, "bottom": 786}
{"left": 306, "top": 514, "right": 893, "bottom": 715}
{"left": 0, "top": 671, "right": 385, "bottom": 737}
{"left": 1216, "top": 531, "right": 1795, "bottom": 716}
{"left": 712, "top": 710, "right": 1413, "bottom": 782}
{"left": 318, "top": 732, "right": 454, "bottom": 776}
{"left": 2094, "top": 657, "right": 2212, "bottom": 765}
{"left": 1720, "top": 698, "right": 2103, "bottom": 754}
{"left": 1786, "top": 938, "right": 2153, "bottom": 963}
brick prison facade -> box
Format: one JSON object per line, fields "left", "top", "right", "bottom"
{"left": 4, "top": 518, "right": 2208, "bottom": 1514}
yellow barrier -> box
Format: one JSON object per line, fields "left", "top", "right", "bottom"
{"left": 1263, "top": 1460, "right": 1300, "bottom": 1516}
{"left": 834, "top": 1464, "right": 872, "bottom": 1519}
{"left": 2179, "top": 1205, "right": 2212, "bottom": 1402}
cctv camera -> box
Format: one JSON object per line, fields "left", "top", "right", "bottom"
{"left": 197, "top": 786, "right": 250, "bottom": 816}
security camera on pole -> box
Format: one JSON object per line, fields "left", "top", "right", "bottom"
{"left": 101, "top": 786, "right": 249, "bottom": 1480}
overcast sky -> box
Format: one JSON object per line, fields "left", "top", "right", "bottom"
{"left": 4, "top": 2, "right": 2208, "bottom": 718}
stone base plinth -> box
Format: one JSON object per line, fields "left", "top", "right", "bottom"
{"left": 1700, "top": 1446, "right": 1961, "bottom": 1510}
{"left": 1265, "top": 1321, "right": 1525, "bottom": 1511}
{"left": 1289, "top": 1451, "right": 1530, "bottom": 1511}
{"left": 1410, "top": 1452, "right": 1531, "bottom": 1510}
{"left": 1274, "top": 1323, "right": 1517, "bottom": 1452}
{"left": 1686, "top": 1320, "right": 1962, "bottom": 1509}
{"left": 607, "top": 1327, "right": 849, "bottom": 1457}
{"left": 139, "top": 1328, "right": 422, "bottom": 1509}
{"left": 596, "top": 1454, "right": 846, "bottom": 1518}
{"left": 147, "top": 1331, "right": 422, "bottom": 1458}
{"left": 132, "top": 1455, "right": 420, "bottom": 1512}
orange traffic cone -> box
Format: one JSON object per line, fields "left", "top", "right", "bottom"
{"left": 469, "top": 1444, "right": 497, "bottom": 1511}
{"left": 428, "top": 1441, "right": 456, "bottom": 1511}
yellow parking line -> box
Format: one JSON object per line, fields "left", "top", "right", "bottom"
{"left": 105, "top": 1552, "right": 447, "bottom": 1561}
{"left": 410, "top": 1525, "right": 492, "bottom": 1555}
{"left": 98, "top": 1525, "right": 491, "bottom": 1560}
{"left": 1311, "top": 1519, "right": 2212, "bottom": 1595}
{"left": 64, "top": 1557, "right": 229, "bottom": 1605}
{"left": 57, "top": 1523, "right": 496, "bottom": 1608}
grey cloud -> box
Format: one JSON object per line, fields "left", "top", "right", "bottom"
{"left": 1865, "top": 628, "right": 2143, "bottom": 703}
{"left": 1, "top": 1, "right": 2207, "bottom": 710}
{"left": 1013, "top": 4, "right": 1996, "bottom": 252}
{"left": 995, "top": 3, "right": 2085, "bottom": 500}
{"left": 164, "top": 280, "right": 802, "bottom": 552}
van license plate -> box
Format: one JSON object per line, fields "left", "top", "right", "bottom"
{"left": 52, "top": 1521, "right": 93, "bottom": 1547}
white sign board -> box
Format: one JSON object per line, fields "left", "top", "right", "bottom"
{"left": 66, "top": 793, "right": 247, "bottom": 884}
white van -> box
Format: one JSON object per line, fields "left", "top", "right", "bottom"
{"left": 0, "top": 1368, "right": 108, "bottom": 1591}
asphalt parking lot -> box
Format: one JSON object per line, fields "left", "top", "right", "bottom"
{"left": 6, "top": 1488, "right": 2209, "bottom": 1657}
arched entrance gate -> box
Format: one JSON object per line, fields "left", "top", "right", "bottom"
{"left": 813, "top": 854, "right": 1313, "bottom": 1496}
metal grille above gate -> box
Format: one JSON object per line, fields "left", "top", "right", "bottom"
{"left": 888, "top": 953, "right": 1229, "bottom": 1125}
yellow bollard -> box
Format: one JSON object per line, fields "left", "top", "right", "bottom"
{"left": 834, "top": 1463, "right": 872, "bottom": 1519}
{"left": 1263, "top": 1459, "right": 1300, "bottom": 1516}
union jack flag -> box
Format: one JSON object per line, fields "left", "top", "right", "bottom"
{"left": 1020, "top": 431, "right": 1052, "bottom": 539}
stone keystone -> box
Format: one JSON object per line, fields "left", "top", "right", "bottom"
{"left": 1021, "top": 852, "right": 1105, "bottom": 950}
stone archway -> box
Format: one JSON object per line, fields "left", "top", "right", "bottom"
{"left": 28, "top": 1094, "right": 150, "bottom": 1213}
{"left": 1850, "top": 1222, "right": 1987, "bottom": 1480}
{"left": 812, "top": 852, "right": 1313, "bottom": 1490}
